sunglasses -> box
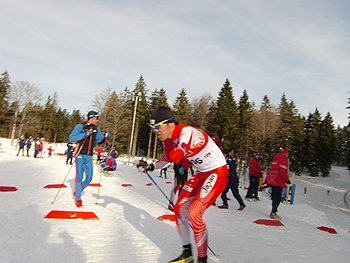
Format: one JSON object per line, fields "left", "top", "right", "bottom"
{"left": 89, "top": 115, "right": 99, "bottom": 120}
{"left": 149, "top": 117, "right": 174, "bottom": 129}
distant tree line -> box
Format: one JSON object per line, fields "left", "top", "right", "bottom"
{"left": 1, "top": 70, "right": 349, "bottom": 177}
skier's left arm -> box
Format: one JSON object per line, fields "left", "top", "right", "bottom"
{"left": 279, "top": 158, "right": 290, "bottom": 183}
{"left": 95, "top": 127, "right": 104, "bottom": 144}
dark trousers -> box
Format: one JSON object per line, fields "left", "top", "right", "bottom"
{"left": 160, "top": 168, "right": 167, "bottom": 178}
{"left": 26, "top": 148, "right": 30, "bottom": 156}
{"left": 271, "top": 185, "right": 283, "bottom": 213}
{"left": 246, "top": 176, "right": 259, "bottom": 198}
{"left": 67, "top": 155, "right": 73, "bottom": 165}
{"left": 17, "top": 147, "right": 24, "bottom": 156}
{"left": 221, "top": 180, "right": 245, "bottom": 206}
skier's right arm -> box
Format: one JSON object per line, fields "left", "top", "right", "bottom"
{"left": 68, "top": 124, "right": 85, "bottom": 143}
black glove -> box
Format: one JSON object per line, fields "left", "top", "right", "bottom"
{"left": 146, "top": 163, "right": 155, "bottom": 172}
{"left": 286, "top": 181, "right": 291, "bottom": 185}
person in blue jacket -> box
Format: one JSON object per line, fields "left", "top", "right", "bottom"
{"left": 68, "top": 110, "right": 108, "bottom": 208}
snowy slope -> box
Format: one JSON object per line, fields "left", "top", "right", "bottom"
{"left": 1, "top": 138, "right": 350, "bottom": 263}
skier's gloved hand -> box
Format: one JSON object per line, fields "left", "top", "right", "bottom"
{"left": 145, "top": 163, "right": 155, "bottom": 172}
{"left": 85, "top": 130, "right": 92, "bottom": 137}
{"left": 286, "top": 181, "right": 291, "bottom": 185}
{"left": 104, "top": 131, "right": 109, "bottom": 138}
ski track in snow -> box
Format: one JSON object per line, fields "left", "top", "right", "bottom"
{"left": 1, "top": 138, "right": 350, "bottom": 263}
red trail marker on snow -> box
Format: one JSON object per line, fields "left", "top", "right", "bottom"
{"left": 44, "top": 184, "right": 67, "bottom": 189}
{"left": 44, "top": 210, "right": 99, "bottom": 220}
{"left": 317, "top": 226, "right": 337, "bottom": 234}
{"left": 0, "top": 186, "right": 18, "bottom": 192}
{"left": 253, "top": 219, "right": 284, "bottom": 226}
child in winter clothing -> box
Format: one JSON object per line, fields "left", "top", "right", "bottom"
{"left": 103, "top": 154, "right": 117, "bottom": 171}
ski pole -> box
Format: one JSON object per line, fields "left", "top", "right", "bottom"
{"left": 96, "top": 132, "right": 108, "bottom": 204}
{"left": 51, "top": 136, "right": 88, "bottom": 204}
{"left": 145, "top": 171, "right": 219, "bottom": 257}
{"left": 146, "top": 171, "right": 174, "bottom": 206}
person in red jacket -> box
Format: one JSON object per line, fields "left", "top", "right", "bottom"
{"left": 245, "top": 152, "right": 264, "bottom": 200}
{"left": 264, "top": 148, "right": 291, "bottom": 220}
{"left": 47, "top": 146, "right": 54, "bottom": 157}
{"left": 95, "top": 146, "right": 103, "bottom": 164}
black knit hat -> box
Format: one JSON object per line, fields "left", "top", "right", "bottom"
{"left": 150, "top": 106, "right": 175, "bottom": 125}
{"left": 87, "top": 110, "right": 99, "bottom": 120}
{"left": 222, "top": 148, "right": 229, "bottom": 155}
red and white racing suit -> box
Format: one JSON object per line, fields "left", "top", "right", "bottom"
{"left": 154, "top": 123, "right": 229, "bottom": 257}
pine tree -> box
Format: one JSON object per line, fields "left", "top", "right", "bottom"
{"left": 131, "top": 75, "right": 149, "bottom": 157}
{"left": 278, "top": 95, "right": 307, "bottom": 175}
{"left": 304, "top": 109, "right": 322, "bottom": 176}
{"left": 0, "top": 70, "right": 11, "bottom": 135}
{"left": 147, "top": 88, "right": 169, "bottom": 159}
{"left": 319, "top": 113, "right": 336, "bottom": 177}
{"left": 212, "top": 78, "right": 238, "bottom": 149}
{"left": 173, "top": 88, "right": 189, "bottom": 123}
{"left": 345, "top": 93, "right": 350, "bottom": 170}
{"left": 236, "top": 90, "right": 253, "bottom": 176}
{"left": 42, "top": 93, "right": 58, "bottom": 142}
{"left": 289, "top": 113, "right": 306, "bottom": 175}
{"left": 278, "top": 93, "right": 294, "bottom": 149}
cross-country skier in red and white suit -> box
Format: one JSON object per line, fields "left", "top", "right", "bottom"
{"left": 145, "top": 106, "right": 229, "bottom": 263}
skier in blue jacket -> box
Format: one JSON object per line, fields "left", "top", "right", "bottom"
{"left": 68, "top": 110, "right": 108, "bottom": 208}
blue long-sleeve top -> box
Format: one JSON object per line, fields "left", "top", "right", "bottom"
{"left": 69, "top": 122, "right": 104, "bottom": 156}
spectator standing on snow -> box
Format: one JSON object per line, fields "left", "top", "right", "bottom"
{"left": 26, "top": 137, "right": 32, "bottom": 157}
{"left": 219, "top": 149, "right": 246, "bottom": 211}
{"left": 245, "top": 152, "right": 263, "bottom": 200}
{"left": 66, "top": 143, "right": 75, "bottom": 165}
{"left": 39, "top": 138, "right": 44, "bottom": 157}
{"left": 95, "top": 145, "right": 103, "bottom": 164}
{"left": 16, "top": 136, "right": 26, "bottom": 156}
{"left": 47, "top": 146, "right": 54, "bottom": 157}
{"left": 34, "top": 138, "right": 40, "bottom": 158}
{"left": 264, "top": 148, "right": 291, "bottom": 220}
{"left": 68, "top": 110, "right": 107, "bottom": 208}
{"left": 141, "top": 106, "right": 228, "bottom": 263}
{"left": 159, "top": 166, "right": 168, "bottom": 178}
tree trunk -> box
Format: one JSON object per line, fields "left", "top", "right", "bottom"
{"left": 152, "top": 132, "right": 157, "bottom": 160}
{"left": 147, "top": 129, "right": 152, "bottom": 159}
{"left": 10, "top": 103, "right": 19, "bottom": 147}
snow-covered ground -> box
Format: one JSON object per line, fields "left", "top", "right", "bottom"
{"left": 1, "top": 138, "right": 350, "bottom": 263}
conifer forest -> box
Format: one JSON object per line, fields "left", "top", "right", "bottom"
{"left": 1, "top": 70, "right": 349, "bottom": 177}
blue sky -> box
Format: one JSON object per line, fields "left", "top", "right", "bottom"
{"left": 1, "top": 0, "right": 350, "bottom": 127}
